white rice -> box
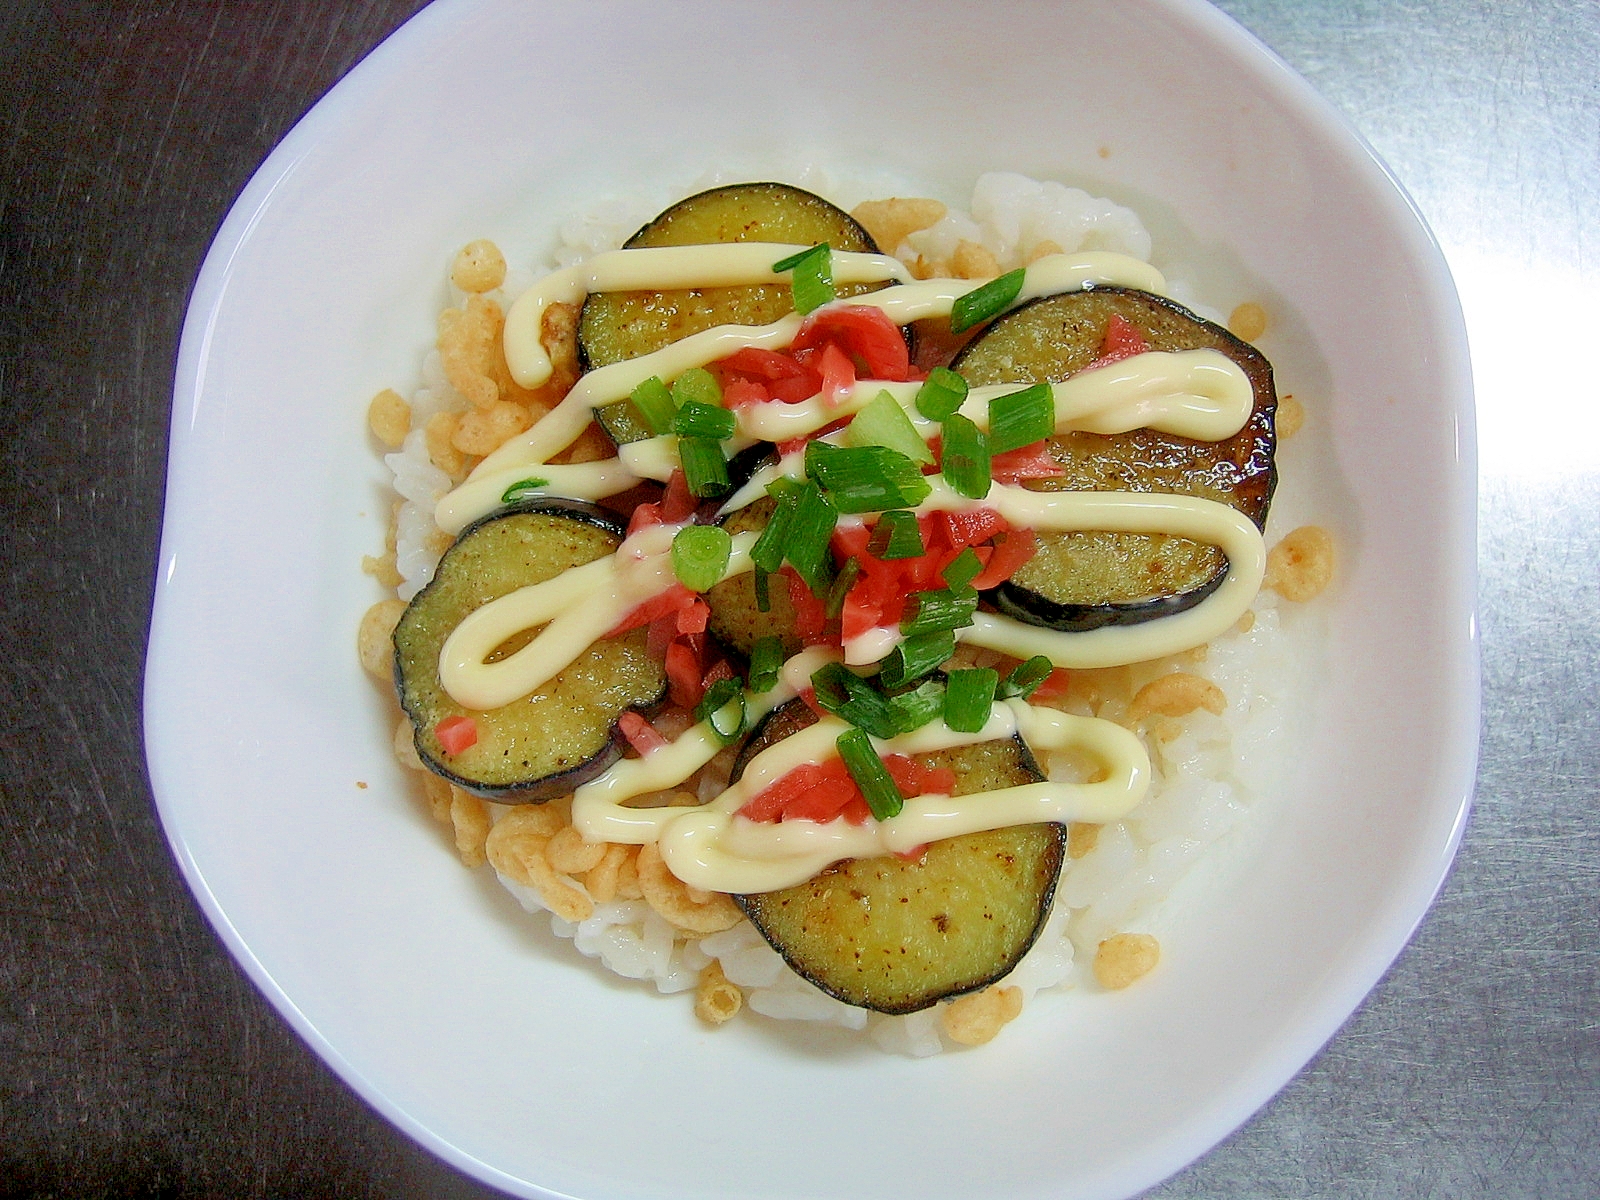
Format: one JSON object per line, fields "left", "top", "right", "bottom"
{"left": 901, "top": 171, "right": 1152, "bottom": 269}
{"left": 386, "top": 172, "right": 1313, "bottom": 1053}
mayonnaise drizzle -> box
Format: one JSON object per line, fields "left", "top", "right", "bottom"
{"left": 570, "top": 646, "right": 839, "bottom": 843}
{"left": 650, "top": 701, "right": 1149, "bottom": 893}
{"left": 421, "top": 232, "right": 1271, "bottom": 896}
{"left": 737, "top": 349, "right": 1251, "bottom": 446}
{"left": 464, "top": 249, "right": 1165, "bottom": 505}
{"left": 503, "top": 244, "right": 914, "bottom": 387}
{"left": 440, "top": 524, "right": 758, "bottom": 710}
{"left": 437, "top": 475, "right": 1261, "bottom": 707}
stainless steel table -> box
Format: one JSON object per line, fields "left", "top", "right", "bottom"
{"left": 2, "top": 2, "right": 1594, "bottom": 1195}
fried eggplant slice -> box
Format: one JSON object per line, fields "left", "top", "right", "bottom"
{"left": 579, "top": 182, "right": 886, "bottom": 444}
{"left": 393, "top": 499, "right": 666, "bottom": 801}
{"left": 731, "top": 700, "right": 1066, "bottom": 1015}
{"left": 952, "top": 286, "right": 1277, "bottom": 630}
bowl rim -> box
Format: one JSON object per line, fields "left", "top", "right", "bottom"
{"left": 147, "top": 0, "right": 1480, "bottom": 1196}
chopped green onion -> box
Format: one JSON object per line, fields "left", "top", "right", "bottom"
{"left": 868, "top": 510, "right": 925, "bottom": 560}
{"left": 886, "top": 678, "right": 945, "bottom": 733}
{"left": 941, "top": 547, "right": 984, "bottom": 592}
{"left": 500, "top": 477, "right": 551, "bottom": 503}
{"left": 988, "top": 382, "right": 1055, "bottom": 455}
{"left": 901, "top": 586, "right": 980, "bottom": 636}
{"left": 751, "top": 485, "right": 800, "bottom": 574}
{"left": 915, "top": 366, "right": 969, "bottom": 422}
{"left": 792, "top": 264, "right": 835, "bottom": 314}
{"left": 943, "top": 668, "right": 998, "bottom": 733}
{"left": 805, "top": 440, "right": 932, "bottom": 514}
{"left": 671, "top": 367, "right": 722, "bottom": 409}
{"left": 877, "top": 629, "right": 957, "bottom": 689}
{"left": 940, "top": 413, "right": 991, "bottom": 500}
{"left": 998, "top": 655, "right": 1055, "bottom": 700}
{"left": 695, "top": 676, "right": 747, "bottom": 743}
{"left": 811, "top": 663, "right": 901, "bottom": 740}
{"left": 748, "top": 636, "right": 783, "bottom": 693}
{"left": 785, "top": 482, "right": 838, "bottom": 596}
{"left": 949, "top": 268, "right": 1025, "bottom": 334}
{"left": 846, "top": 389, "right": 934, "bottom": 465}
{"left": 673, "top": 399, "right": 737, "bottom": 441}
{"left": 630, "top": 377, "right": 677, "bottom": 436}
{"left": 753, "top": 565, "right": 773, "bottom": 612}
{"left": 770, "top": 243, "right": 829, "bottom": 272}
{"left": 765, "top": 475, "right": 801, "bottom": 503}
{"left": 835, "top": 727, "right": 904, "bottom": 821}
{"left": 671, "top": 524, "right": 733, "bottom": 592}
{"left": 773, "top": 243, "right": 835, "bottom": 316}
{"left": 823, "top": 557, "right": 862, "bottom": 619}
{"left": 678, "top": 436, "right": 730, "bottom": 498}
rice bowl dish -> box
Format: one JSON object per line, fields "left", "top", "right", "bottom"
{"left": 360, "top": 170, "right": 1333, "bottom": 1054}
{"left": 147, "top": 2, "right": 1475, "bottom": 1195}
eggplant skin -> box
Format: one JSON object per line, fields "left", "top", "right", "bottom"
{"left": 392, "top": 499, "right": 667, "bottom": 803}
{"left": 730, "top": 700, "right": 1066, "bottom": 1015}
{"left": 952, "top": 286, "right": 1278, "bottom": 630}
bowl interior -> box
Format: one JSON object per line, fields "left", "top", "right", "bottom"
{"left": 147, "top": 2, "right": 1476, "bottom": 1197}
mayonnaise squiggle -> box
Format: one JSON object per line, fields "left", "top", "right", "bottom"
{"left": 472, "top": 249, "right": 1165, "bottom": 486}
{"left": 652, "top": 702, "right": 1149, "bottom": 893}
{"left": 424, "top": 236, "right": 1266, "bottom": 895}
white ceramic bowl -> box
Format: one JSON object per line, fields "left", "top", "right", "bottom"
{"left": 146, "top": 1, "right": 1478, "bottom": 1197}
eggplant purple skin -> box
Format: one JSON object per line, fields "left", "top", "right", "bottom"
{"left": 954, "top": 286, "right": 1278, "bottom": 632}
{"left": 394, "top": 497, "right": 668, "bottom": 804}
{"left": 990, "top": 562, "right": 1230, "bottom": 633}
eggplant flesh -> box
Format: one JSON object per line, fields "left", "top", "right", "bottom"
{"left": 703, "top": 495, "right": 804, "bottom": 661}
{"left": 952, "top": 286, "right": 1277, "bottom": 631}
{"left": 578, "top": 182, "right": 886, "bottom": 445}
{"left": 393, "top": 499, "right": 666, "bottom": 802}
{"left": 731, "top": 700, "right": 1066, "bottom": 1015}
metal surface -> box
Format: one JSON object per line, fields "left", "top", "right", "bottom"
{"left": 1, "top": 1, "right": 1594, "bottom": 1195}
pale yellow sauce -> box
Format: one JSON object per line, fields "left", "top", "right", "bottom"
{"left": 472, "top": 249, "right": 1166, "bottom": 488}
{"left": 655, "top": 703, "right": 1148, "bottom": 893}
{"left": 426, "top": 238, "right": 1267, "bottom": 894}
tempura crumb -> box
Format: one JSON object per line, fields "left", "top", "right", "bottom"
{"left": 420, "top": 771, "right": 452, "bottom": 822}
{"left": 485, "top": 806, "right": 593, "bottom": 922}
{"left": 1067, "top": 822, "right": 1100, "bottom": 860}
{"left": 850, "top": 197, "right": 946, "bottom": 255}
{"left": 367, "top": 388, "right": 410, "bottom": 447}
{"left": 449, "top": 786, "right": 491, "bottom": 868}
{"left": 424, "top": 410, "right": 468, "bottom": 478}
{"left": 941, "top": 985, "right": 1023, "bottom": 1045}
{"left": 1228, "top": 302, "right": 1268, "bottom": 342}
{"left": 393, "top": 717, "right": 422, "bottom": 771}
{"left": 361, "top": 552, "right": 403, "bottom": 589}
{"left": 451, "top": 239, "right": 507, "bottom": 294}
{"left": 952, "top": 239, "right": 1001, "bottom": 279}
{"left": 452, "top": 399, "right": 533, "bottom": 456}
{"left": 694, "top": 961, "right": 743, "bottom": 1026}
{"left": 1026, "top": 238, "right": 1064, "bottom": 264}
{"left": 1266, "top": 525, "right": 1335, "bottom": 601}
{"left": 635, "top": 842, "right": 742, "bottom": 934}
{"left": 1276, "top": 394, "right": 1305, "bottom": 440}
{"left": 546, "top": 824, "right": 607, "bottom": 874}
{"left": 1128, "top": 671, "right": 1226, "bottom": 722}
{"left": 357, "top": 599, "right": 406, "bottom": 679}
{"left": 1094, "top": 933, "right": 1160, "bottom": 990}
{"left": 437, "top": 294, "right": 505, "bottom": 410}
